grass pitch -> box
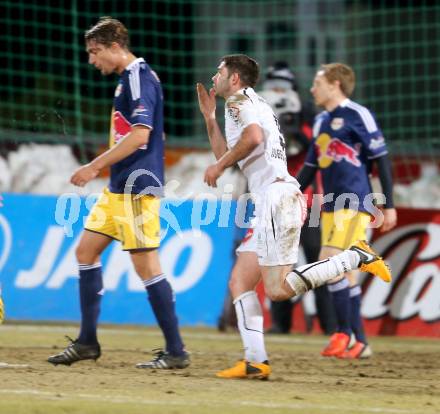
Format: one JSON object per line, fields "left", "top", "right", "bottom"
{"left": 0, "top": 323, "right": 439, "bottom": 414}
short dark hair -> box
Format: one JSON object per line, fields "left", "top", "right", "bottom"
{"left": 221, "top": 54, "right": 259, "bottom": 88}
{"left": 85, "top": 16, "right": 130, "bottom": 49}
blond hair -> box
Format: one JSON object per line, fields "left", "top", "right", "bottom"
{"left": 320, "top": 63, "right": 355, "bottom": 97}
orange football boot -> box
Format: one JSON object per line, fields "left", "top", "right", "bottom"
{"left": 216, "top": 360, "right": 271, "bottom": 380}
{"left": 321, "top": 333, "right": 350, "bottom": 357}
{"left": 338, "top": 341, "right": 373, "bottom": 359}
{"left": 350, "top": 240, "right": 392, "bottom": 283}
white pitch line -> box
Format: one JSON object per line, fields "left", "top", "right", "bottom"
{"left": 0, "top": 362, "right": 30, "bottom": 368}
{"left": 1, "top": 324, "right": 439, "bottom": 350}
{"left": 0, "top": 389, "right": 429, "bottom": 414}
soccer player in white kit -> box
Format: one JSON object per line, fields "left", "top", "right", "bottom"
{"left": 196, "top": 54, "right": 391, "bottom": 380}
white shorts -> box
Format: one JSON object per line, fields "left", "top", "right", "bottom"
{"left": 236, "top": 181, "right": 306, "bottom": 266}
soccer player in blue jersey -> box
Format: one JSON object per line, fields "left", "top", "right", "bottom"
{"left": 47, "top": 17, "right": 189, "bottom": 369}
{"left": 298, "top": 63, "right": 397, "bottom": 359}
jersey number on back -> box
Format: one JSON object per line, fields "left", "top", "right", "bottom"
{"left": 273, "top": 114, "right": 286, "bottom": 151}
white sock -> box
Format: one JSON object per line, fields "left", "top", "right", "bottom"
{"left": 285, "top": 250, "right": 360, "bottom": 295}
{"left": 234, "top": 291, "right": 268, "bottom": 363}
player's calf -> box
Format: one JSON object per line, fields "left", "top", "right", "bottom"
{"left": 262, "top": 266, "right": 295, "bottom": 301}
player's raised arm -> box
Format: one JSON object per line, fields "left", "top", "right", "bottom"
{"left": 196, "top": 83, "right": 227, "bottom": 159}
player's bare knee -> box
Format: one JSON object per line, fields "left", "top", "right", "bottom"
{"left": 75, "top": 244, "right": 98, "bottom": 264}
{"left": 229, "top": 272, "right": 250, "bottom": 297}
{"left": 75, "top": 244, "right": 87, "bottom": 263}
{"left": 265, "top": 285, "right": 290, "bottom": 302}
{"left": 228, "top": 276, "right": 238, "bottom": 293}
{"left": 131, "top": 261, "right": 160, "bottom": 281}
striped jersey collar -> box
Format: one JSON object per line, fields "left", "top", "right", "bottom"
{"left": 125, "top": 57, "right": 145, "bottom": 72}
{"left": 326, "top": 98, "right": 349, "bottom": 115}
{"left": 339, "top": 98, "right": 350, "bottom": 107}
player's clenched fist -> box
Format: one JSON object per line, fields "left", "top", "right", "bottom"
{"left": 204, "top": 163, "right": 224, "bottom": 188}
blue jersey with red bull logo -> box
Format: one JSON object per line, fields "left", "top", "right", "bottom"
{"left": 109, "top": 58, "right": 164, "bottom": 195}
{"left": 305, "top": 98, "right": 388, "bottom": 212}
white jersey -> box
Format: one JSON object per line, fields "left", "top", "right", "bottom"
{"left": 224, "top": 87, "right": 299, "bottom": 193}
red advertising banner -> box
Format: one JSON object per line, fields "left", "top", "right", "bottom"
{"left": 362, "top": 207, "right": 440, "bottom": 337}
{"left": 259, "top": 207, "right": 440, "bottom": 337}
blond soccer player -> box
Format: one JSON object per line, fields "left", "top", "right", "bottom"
{"left": 298, "top": 63, "right": 397, "bottom": 359}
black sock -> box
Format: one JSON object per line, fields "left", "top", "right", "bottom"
{"left": 350, "top": 285, "right": 367, "bottom": 344}
{"left": 144, "top": 274, "right": 185, "bottom": 356}
{"left": 328, "top": 278, "right": 352, "bottom": 336}
{"left": 78, "top": 263, "right": 103, "bottom": 345}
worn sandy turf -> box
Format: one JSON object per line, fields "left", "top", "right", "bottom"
{"left": 0, "top": 324, "right": 439, "bottom": 414}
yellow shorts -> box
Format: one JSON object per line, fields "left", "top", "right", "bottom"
{"left": 85, "top": 188, "right": 160, "bottom": 251}
{"left": 321, "top": 209, "right": 371, "bottom": 250}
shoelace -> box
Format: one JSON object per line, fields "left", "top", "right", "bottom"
{"left": 150, "top": 348, "right": 166, "bottom": 361}
{"left": 65, "top": 335, "right": 77, "bottom": 345}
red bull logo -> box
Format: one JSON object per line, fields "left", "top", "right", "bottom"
{"left": 326, "top": 138, "right": 361, "bottom": 166}
{"left": 316, "top": 134, "right": 361, "bottom": 168}
{"left": 113, "top": 111, "right": 132, "bottom": 144}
